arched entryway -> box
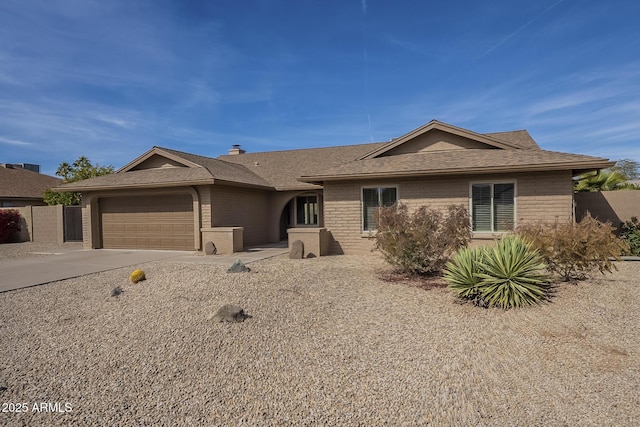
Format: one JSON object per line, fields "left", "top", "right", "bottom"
{"left": 278, "top": 192, "right": 322, "bottom": 241}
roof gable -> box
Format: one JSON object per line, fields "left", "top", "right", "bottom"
{"left": 359, "top": 120, "right": 522, "bottom": 159}
{"left": 120, "top": 147, "right": 201, "bottom": 172}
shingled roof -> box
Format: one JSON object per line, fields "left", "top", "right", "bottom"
{"left": 0, "top": 166, "right": 61, "bottom": 200}
{"left": 57, "top": 120, "right": 613, "bottom": 192}
{"left": 298, "top": 149, "right": 613, "bottom": 183}
{"left": 219, "top": 143, "right": 388, "bottom": 190}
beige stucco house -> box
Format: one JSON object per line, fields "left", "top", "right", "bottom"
{"left": 58, "top": 120, "right": 613, "bottom": 255}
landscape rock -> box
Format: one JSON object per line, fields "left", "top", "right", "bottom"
{"left": 289, "top": 240, "right": 304, "bottom": 259}
{"left": 130, "top": 269, "right": 146, "bottom": 283}
{"left": 227, "top": 259, "right": 250, "bottom": 273}
{"left": 204, "top": 241, "right": 217, "bottom": 255}
{"left": 109, "top": 286, "right": 123, "bottom": 298}
{"left": 208, "top": 304, "right": 251, "bottom": 323}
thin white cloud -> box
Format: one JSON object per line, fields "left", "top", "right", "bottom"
{"left": 94, "top": 115, "right": 137, "bottom": 129}
{"left": 0, "top": 136, "right": 32, "bottom": 146}
{"left": 482, "top": 0, "right": 564, "bottom": 56}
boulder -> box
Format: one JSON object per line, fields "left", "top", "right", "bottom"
{"left": 289, "top": 239, "right": 304, "bottom": 259}
{"left": 227, "top": 259, "right": 251, "bottom": 273}
{"left": 204, "top": 241, "right": 217, "bottom": 255}
{"left": 209, "top": 304, "right": 251, "bottom": 323}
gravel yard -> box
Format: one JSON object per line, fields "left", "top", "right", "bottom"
{"left": 1, "top": 252, "right": 638, "bottom": 426}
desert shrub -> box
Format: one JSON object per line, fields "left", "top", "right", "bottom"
{"left": 619, "top": 216, "right": 640, "bottom": 256}
{"left": 375, "top": 203, "right": 471, "bottom": 276}
{"left": 517, "top": 213, "right": 628, "bottom": 282}
{"left": 444, "top": 236, "right": 550, "bottom": 309}
{"left": 443, "top": 246, "right": 485, "bottom": 302}
{"left": 0, "top": 209, "right": 21, "bottom": 243}
{"left": 475, "top": 235, "right": 550, "bottom": 309}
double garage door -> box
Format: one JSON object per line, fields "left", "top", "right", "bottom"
{"left": 100, "top": 194, "right": 194, "bottom": 250}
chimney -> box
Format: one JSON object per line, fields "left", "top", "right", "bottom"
{"left": 228, "top": 144, "right": 246, "bottom": 155}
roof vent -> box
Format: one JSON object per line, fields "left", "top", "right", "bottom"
{"left": 228, "top": 144, "right": 246, "bottom": 155}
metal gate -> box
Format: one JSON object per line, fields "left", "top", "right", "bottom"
{"left": 63, "top": 206, "right": 83, "bottom": 242}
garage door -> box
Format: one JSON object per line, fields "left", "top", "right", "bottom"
{"left": 100, "top": 194, "right": 194, "bottom": 250}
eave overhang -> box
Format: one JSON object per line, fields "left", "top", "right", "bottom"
{"left": 298, "top": 160, "right": 616, "bottom": 184}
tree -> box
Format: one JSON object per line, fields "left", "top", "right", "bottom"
{"left": 44, "top": 156, "right": 115, "bottom": 205}
{"left": 574, "top": 170, "right": 629, "bottom": 192}
{"left": 574, "top": 158, "right": 640, "bottom": 192}
{"left": 610, "top": 158, "right": 640, "bottom": 180}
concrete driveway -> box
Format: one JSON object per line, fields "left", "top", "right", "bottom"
{"left": 0, "top": 244, "right": 289, "bottom": 293}
{"left": 0, "top": 249, "right": 190, "bottom": 292}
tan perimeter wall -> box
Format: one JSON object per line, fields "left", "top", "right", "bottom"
{"left": 209, "top": 185, "right": 271, "bottom": 247}
{"left": 32, "top": 205, "right": 64, "bottom": 244}
{"left": 575, "top": 190, "right": 640, "bottom": 226}
{"left": 323, "top": 171, "right": 573, "bottom": 254}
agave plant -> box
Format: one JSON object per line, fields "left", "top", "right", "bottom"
{"left": 443, "top": 246, "right": 484, "bottom": 299}
{"left": 476, "top": 235, "right": 550, "bottom": 309}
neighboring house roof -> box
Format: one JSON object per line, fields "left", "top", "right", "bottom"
{"left": 57, "top": 120, "right": 614, "bottom": 192}
{"left": 0, "top": 165, "right": 61, "bottom": 200}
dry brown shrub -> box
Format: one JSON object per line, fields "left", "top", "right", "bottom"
{"left": 374, "top": 203, "right": 471, "bottom": 276}
{"left": 517, "top": 213, "right": 628, "bottom": 282}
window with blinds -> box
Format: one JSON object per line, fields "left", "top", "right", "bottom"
{"left": 362, "top": 187, "right": 398, "bottom": 231}
{"left": 471, "top": 183, "right": 514, "bottom": 232}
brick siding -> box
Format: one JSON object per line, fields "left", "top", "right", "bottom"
{"left": 323, "top": 171, "right": 573, "bottom": 254}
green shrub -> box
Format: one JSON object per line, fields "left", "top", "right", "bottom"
{"left": 375, "top": 203, "right": 471, "bottom": 276}
{"left": 517, "top": 213, "right": 628, "bottom": 282}
{"left": 619, "top": 216, "right": 640, "bottom": 256}
{"left": 476, "top": 236, "right": 550, "bottom": 309}
{"left": 443, "top": 246, "right": 485, "bottom": 305}
{"left": 0, "top": 209, "right": 21, "bottom": 243}
{"left": 444, "top": 236, "right": 550, "bottom": 309}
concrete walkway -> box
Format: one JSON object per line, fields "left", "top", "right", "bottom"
{"left": 0, "top": 244, "right": 289, "bottom": 293}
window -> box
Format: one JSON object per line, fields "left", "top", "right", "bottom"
{"left": 471, "top": 183, "right": 515, "bottom": 232}
{"left": 362, "top": 187, "right": 398, "bottom": 231}
{"left": 296, "top": 195, "right": 318, "bottom": 226}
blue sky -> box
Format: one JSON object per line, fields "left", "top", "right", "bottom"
{"left": 1, "top": 0, "right": 639, "bottom": 176}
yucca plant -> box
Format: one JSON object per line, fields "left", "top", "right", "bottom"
{"left": 476, "top": 235, "right": 550, "bottom": 309}
{"left": 443, "top": 246, "right": 485, "bottom": 300}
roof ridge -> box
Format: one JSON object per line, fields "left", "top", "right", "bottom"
{"left": 218, "top": 141, "right": 387, "bottom": 157}
{"left": 484, "top": 129, "right": 527, "bottom": 135}
{"left": 154, "top": 146, "right": 217, "bottom": 162}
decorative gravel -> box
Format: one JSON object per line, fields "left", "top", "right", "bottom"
{"left": 1, "top": 254, "right": 638, "bottom": 426}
